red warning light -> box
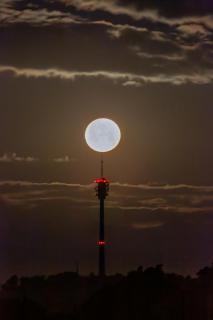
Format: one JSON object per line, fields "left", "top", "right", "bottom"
{"left": 94, "top": 178, "right": 110, "bottom": 183}
{"left": 97, "top": 241, "right": 106, "bottom": 246}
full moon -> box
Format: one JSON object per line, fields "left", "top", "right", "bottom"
{"left": 85, "top": 118, "right": 121, "bottom": 152}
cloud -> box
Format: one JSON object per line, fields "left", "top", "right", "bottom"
{"left": 60, "top": 0, "right": 213, "bottom": 30}
{"left": 1, "top": 193, "right": 97, "bottom": 207}
{"left": 177, "top": 23, "right": 211, "bottom": 37}
{"left": 135, "top": 51, "right": 185, "bottom": 62}
{"left": 106, "top": 23, "right": 148, "bottom": 39}
{"left": 0, "top": 0, "right": 212, "bottom": 73}
{"left": 0, "top": 153, "right": 38, "bottom": 163}
{"left": 53, "top": 156, "right": 77, "bottom": 163}
{"left": 131, "top": 221, "right": 164, "bottom": 229}
{"left": 1, "top": 65, "right": 213, "bottom": 86}
{"left": 118, "top": 205, "right": 213, "bottom": 214}
{"left": 111, "top": 182, "right": 213, "bottom": 192}
{"left": 105, "top": 19, "right": 211, "bottom": 52}
{"left": 122, "top": 80, "right": 142, "bottom": 88}
{"left": 1, "top": 0, "right": 213, "bottom": 31}
{"left": 0, "top": 153, "right": 78, "bottom": 164}
{"left": 61, "top": 0, "right": 213, "bottom": 21}
{"left": 110, "top": 182, "right": 213, "bottom": 214}
{"left": 0, "top": 180, "right": 92, "bottom": 188}
{"left": 0, "top": 1, "right": 83, "bottom": 26}
{"left": 0, "top": 180, "right": 213, "bottom": 215}
{"left": 60, "top": 0, "right": 150, "bottom": 20}
{"left": 0, "top": 180, "right": 94, "bottom": 208}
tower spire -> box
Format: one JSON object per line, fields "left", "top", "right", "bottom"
{"left": 101, "top": 153, "right": 104, "bottom": 178}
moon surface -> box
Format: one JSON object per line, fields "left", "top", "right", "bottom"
{"left": 85, "top": 118, "right": 121, "bottom": 152}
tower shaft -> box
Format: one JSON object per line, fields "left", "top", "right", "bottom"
{"left": 99, "top": 196, "right": 105, "bottom": 277}
{"left": 95, "top": 159, "right": 109, "bottom": 277}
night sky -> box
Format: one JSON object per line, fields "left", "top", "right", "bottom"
{"left": 0, "top": 0, "right": 213, "bottom": 282}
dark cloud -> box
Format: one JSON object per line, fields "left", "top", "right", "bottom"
{"left": 0, "top": 1, "right": 75, "bottom": 27}
{"left": 1, "top": 0, "right": 213, "bottom": 81}
{"left": 1, "top": 3, "right": 213, "bottom": 89}
{"left": 119, "top": 0, "right": 213, "bottom": 17}
{"left": 54, "top": 0, "right": 213, "bottom": 21}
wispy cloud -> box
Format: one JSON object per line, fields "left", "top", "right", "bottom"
{"left": 60, "top": 0, "right": 213, "bottom": 29}
{"left": 0, "top": 180, "right": 92, "bottom": 188}
{"left": 177, "top": 24, "right": 211, "bottom": 37}
{"left": 106, "top": 23, "right": 148, "bottom": 39}
{"left": 111, "top": 182, "right": 213, "bottom": 214}
{"left": 53, "top": 156, "right": 77, "bottom": 163}
{"left": 0, "top": 153, "right": 38, "bottom": 163}
{"left": 111, "top": 182, "right": 213, "bottom": 192}
{"left": 0, "top": 2, "right": 82, "bottom": 26}
{"left": 131, "top": 221, "right": 164, "bottom": 230}
{"left": 60, "top": 0, "right": 150, "bottom": 20}
{"left": 135, "top": 51, "right": 185, "bottom": 62}
{"left": 122, "top": 80, "right": 142, "bottom": 88}
{"left": 1, "top": 0, "right": 213, "bottom": 38}
{"left": 0, "top": 180, "right": 213, "bottom": 214}
{"left": 0, "top": 153, "right": 79, "bottom": 164}
{"left": 0, "top": 180, "right": 94, "bottom": 208}
{"left": 118, "top": 205, "right": 213, "bottom": 213}
{"left": 1, "top": 65, "right": 213, "bottom": 86}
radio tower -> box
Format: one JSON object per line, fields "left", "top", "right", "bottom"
{"left": 85, "top": 118, "right": 121, "bottom": 277}
{"left": 94, "top": 155, "right": 109, "bottom": 277}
